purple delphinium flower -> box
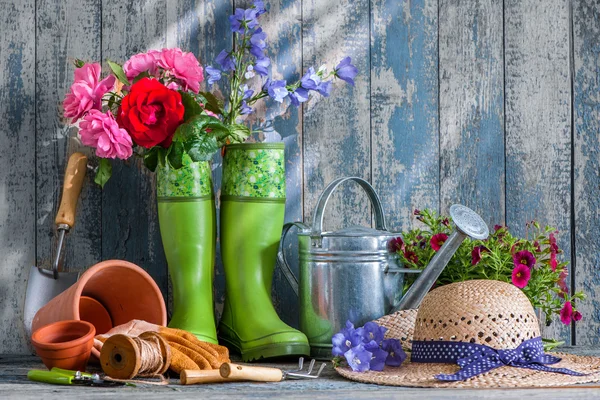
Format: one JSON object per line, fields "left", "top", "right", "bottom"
{"left": 245, "top": 65, "right": 255, "bottom": 79}
{"left": 240, "top": 101, "right": 253, "bottom": 115}
{"left": 229, "top": 8, "right": 259, "bottom": 33}
{"left": 364, "top": 340, "right": 388, "bottom": 371}
{"left": 382, "top": 339, "right": 406, "bottom": 366}
{"left": 317, "top": 80, "right": 332, "bottom": 97}
{"left": 513, "top": 250, "right": 536, "bottom": 269}
{"left": 300, "top": 67, "right": 320, "bottom": 90}
{"left": 334, "top": 57, "right": 358, "bottom": 86}
{"left": 332, "top": 320, "right": 364, "bottom": 357}
{"left": 205, "top": 66, "right": 221, "bottom": 85}
{"left": 254, "top": 57, "right": 270, "bottom": 76}
{"left": 264, "top": 79, "right": 289, "bottom": 103}
{"left": 344, "top": 345, "right": 372, "bottom": 372}
{"left": 362, "top": 321, "right": 387, "bottom": 344}
{"left": 253, "top": 0, "right": 267, "bottom": 15}
{"left": 215, "top": 50, "right": 236, "bottom": 71}
{"left": 289, "top": 87, "right": 309, "bottom": 107}
{"left": 241, "top": 85, "right": 254, "bottom": 100}
{"left": 250, "top": 28, "right": 267, "bottom": 58}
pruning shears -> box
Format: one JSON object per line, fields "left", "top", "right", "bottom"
{"left": 27, "top": 367, "right": 134, "bottom": 387}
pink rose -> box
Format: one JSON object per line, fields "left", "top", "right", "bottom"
{"left": 123, "top": 50, "right": 161, "bottom": 80}
{"left": 158, "top": 48, "right": 204, "bottom": 93}
{"left": 79, "top": 110, "right": 133, "bottom": 160}
{"left": 63, "top": 63, "right": 115, "bottom": 122}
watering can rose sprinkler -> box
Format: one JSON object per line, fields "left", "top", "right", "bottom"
{"left": 277, "top": 177, "right": 489, "bottom": 358}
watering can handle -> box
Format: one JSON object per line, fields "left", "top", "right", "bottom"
{"left": 312, "top": 177, "right": 387, "bottom": 233}
{"left": 276, "top": 222, "right": 309, "bottom": 297}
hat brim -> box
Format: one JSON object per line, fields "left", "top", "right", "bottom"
{"left": 335, "top": 310, "right": 600, "bottom": 388}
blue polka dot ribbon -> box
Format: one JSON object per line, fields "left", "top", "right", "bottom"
{"left": 411, "top": 337, "right": 586, "bottom": 381}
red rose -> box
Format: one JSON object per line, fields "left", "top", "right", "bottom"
{"left": 117, "top": 78, "right": 184, "bottom": 148}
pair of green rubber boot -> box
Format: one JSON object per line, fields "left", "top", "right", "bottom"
{"left": 157, "top": 144, "right": 309, "bottom": 361}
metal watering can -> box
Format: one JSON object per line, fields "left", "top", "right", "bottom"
{"left": 277, "top": 177, "right": 489, "bottom": 358}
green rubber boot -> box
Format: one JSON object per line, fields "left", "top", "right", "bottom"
{"left": 218, "top": 143, "right": 309, "bottom": 361}
{"left": 157, "top": 156, "right": 218, "bottom": 344}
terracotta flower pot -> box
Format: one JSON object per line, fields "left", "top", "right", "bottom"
{"left": 32, "top": 260, "right": 167, "bottom": 359}
{"left": 31, "top": 320, "right": 95, "bottom": 371}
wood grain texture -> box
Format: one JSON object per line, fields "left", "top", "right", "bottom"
{"left": 165, "top": 0, "right": 233, "bottom": 320}
{"left": 302, "top": 0, "right": 371, "bottom": 231}
{"left": 573, "top": 0, "right": 600, "bottom": 346}
{"left": 504, "top": 0, "right": 572, "bottom": 343}
{"left": 439, "top": 0, "right": 505, "bottom": 226}
{"left": 35, "top": 0, "right": 102, "bottom": 276}
{"left": 0, "top": 0, "right": 36, "bottom": 353}
{"left": 101, "top": 0, "right": 168, "bottom": 299}
{"left": 371, "top": 0, "right": 439, "bottom": 232}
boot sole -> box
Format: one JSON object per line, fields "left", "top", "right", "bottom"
{"left": 219, "top": 335, "right": 310, "bottom": 362}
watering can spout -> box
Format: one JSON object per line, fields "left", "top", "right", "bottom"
{"left": 391, "top": 204, "right": 489, "bottom": 313}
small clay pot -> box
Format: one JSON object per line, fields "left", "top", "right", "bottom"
{"left": 31, "top": 320, "right": 95, "bottom": 371}
{"left": 32, "top": 260, "right": 167, "bottom": 360}
{"left": 79, "top": 296, "right": 113, "bottom": 335}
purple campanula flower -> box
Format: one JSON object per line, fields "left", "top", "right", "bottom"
{"left": 289, "top": 87, "right": 309, "bottom": 106}
{"left": 344, "top": 345, "right": 372, "bottom": 372}
{"left": 364, "top": 340, "right": 388, "bottom": 371}
{"left": 265, "top": 79, "right": 288, "bottom": 103}
{"left": 253, "top": 0, "right": 267, "bottom": 15}
{"left": 240, "top": 101, "right": 253, "bottom": 115}
{"left": 215, "top": 50, "right": 236, "bottom": 71}
{"left": 382, "top": 339, "right": 406, "bottom": 366}
{"left": 334, "top": 56, "right": 358, "bottom": 86}
{"left": 332, "top": 320, "right": 363, "bottom": 357}
{"left": 229, "top": 8, "right": 259, "bottom": 33}
{"left": 250, "top": 28, "right": 267, "bottom": 58}
{"left": 254, "top": 57, "right": 270, "bottom": 76}
{"left": 316, "top": 80, "right": 332, "bottom": 97}
{"left": 300, "top": 67, "right": 320, "bottom": 90}
{"left": 362, "top": 321, "right": 387, "bottom": 344}
{"left": 205, "top": 66, "right": 221, "bottom": 85}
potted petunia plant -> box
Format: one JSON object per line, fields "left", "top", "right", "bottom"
{"left": 62, "top": 0, "right": 358, "bottom": 345}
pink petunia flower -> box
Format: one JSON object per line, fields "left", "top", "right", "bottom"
{"left": 79, "top": 110, "right": 133, "bottom": 160}
{"left": 573, "top": 311, "right": 583, "bottom": 322}
{"left": 513, "top": 250, "right": 536, "bottom": 269}
{"left": 549, "top": 232, "right": 559, "bottom": 253}
{"left": 550, "top": 250, "right": 558, "bottom": 271}
{"left": 557, "top": 268, "right": 569, "bottom": 298}
{"left": 158, "top": 48, "right": 204, "bottom": 93}
{"left": 471, "top": 246, "right": 488, "bottom": 266}
{"left": 122, "top": 50, "right": 161, "bottom": 80}
{"left": 511, "top": 264, "right": 531, "bottom": 289}
{"left": 388, "top": 237, "right": 405, "bottom": 253}
{"left": 63, "top": 63, "right": 116, "bottom": 122}
{"left": 430, "top": 233, "right": 448, "bottom": 252}
{"left": 404, "top": 250, "right": 418, "bottom": 264}
{"left": 560, "top": 301, "right": 573, "bottom": 325}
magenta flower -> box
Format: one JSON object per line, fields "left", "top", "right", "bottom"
{"left": 494, "top": 224, "right": 503, "bottom": 231}
{"left": 549, "top": 232, "right": 559, "bottom": 253}
{"left": 511, "top": 264, "right": 531, "bottom": 289}
{"left": 63, "top": 63, "right": 115, "bottom": 122}
{"left": 123, "top": 50, "right": 161, "bottom": 80}
{"left": 513, "top": 250, "right": 536, "bottom": 269}
{"left": 558, "top": 269, "right": 569, "bottom": 298}
{"left": 430, "top": 233, "right": 448, "bottom": 252}
{"left": 404, "top": 250, "right": 418, "bottom": 264}
{"left": 157, "top": 48, "right": 204, "bottom": 93}
{"left": 79, "top": 110, "right": 133, "bottom": 160}
{"left": 573, "top": 311, "right": 583, "bottom": 322}
{"left": 413, "top": 209, "right": 421, "bottom": 216}
{"left": 471, "top": 246, "right": 487, "bottom": 266}
{"left": 442, "top": 218, "right": 450, "bottom": 227}
{"left": 560, "top": 301, "right": 573, "bottom": 325}
{"left": 388, "top": 237, "right": 405, "bottom": 253}
{"left": 550, "top": 250, "right": 558, "bottom": 271}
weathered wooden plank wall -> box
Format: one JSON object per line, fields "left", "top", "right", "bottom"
{"left": 2, "top": 0, "right": 600, "bottom": 353}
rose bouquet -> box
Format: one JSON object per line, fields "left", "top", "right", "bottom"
{"left": 393, "top": 209, "right": 586, "bottom": 337}
{"left": 62, "top": 0, "right": 357, "bottom": 187}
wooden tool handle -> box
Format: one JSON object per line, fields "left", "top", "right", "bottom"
{"left": 219, "top": 363, "right": 283, "bottom": 382}
{"left": 55, "top": 152, "right": 88, "bottom": 228}
{"left": 180, "top": 369, "right": 233, "bottom": 385}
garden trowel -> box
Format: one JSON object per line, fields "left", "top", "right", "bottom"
{"left": 24, "top": 152, "right": 88, "bottom": 338}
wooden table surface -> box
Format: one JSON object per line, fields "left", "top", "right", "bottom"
{"left": 3, "top": 348, "right": 600, "bottom": 399}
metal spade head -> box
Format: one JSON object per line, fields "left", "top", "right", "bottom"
{"left": 450, "top": 204, "right": 489, "bottom": 240}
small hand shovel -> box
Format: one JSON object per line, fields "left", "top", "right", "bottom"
{"left": 23, "top": 152, "right": 88, "bottom": 338}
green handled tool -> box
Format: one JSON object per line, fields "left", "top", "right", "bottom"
{"left": 27, "top": 368, "right": 133, "bottom": 387}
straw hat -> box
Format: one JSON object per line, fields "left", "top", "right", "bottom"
{"left": 336, "top": 280, "right": 600, "bottom": 388}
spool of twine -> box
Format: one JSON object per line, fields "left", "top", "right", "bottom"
{"left": 100, "top": 331, "right": 172, "bottom": 380}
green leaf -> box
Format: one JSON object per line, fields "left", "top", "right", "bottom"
{"left": 107, "top": 60, "right": 130, "bottom": 85}
{"left": 167, "top": 141, "right": 185, "bottom": 169}
{"left": 180, "top": 92, "right": 204, "bottom": 122}
{"left": 185, "top": 135, "right": 220, "bottom": 162}
{"left": 74, "top": 59, "right": 85, "bottom": 68}
{"left": 228, "top": 124, "right": 251, "bottom": 144}
{"left": 198, "top": 91, "right": 223, "bottom": 115}
{"left": 143, "top": 147, "right": 161, "bottom": 172}
{"left": 95, "top": 158, "right": 112, "bottom": 188}
{"left": 132, "top": 71, "right": 150, "bottom": 83}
